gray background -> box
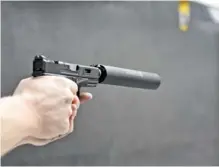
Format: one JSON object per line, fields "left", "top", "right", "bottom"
{"left": 1, "top": 1, "right": 219, "bottom": 166}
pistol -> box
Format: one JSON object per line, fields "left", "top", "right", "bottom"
{"left": 32, "top": 55, "right": 161, "bottom": 96}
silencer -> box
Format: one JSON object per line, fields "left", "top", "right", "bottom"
{"left": 96, "top": 65, "right": 161, "bottom": 90}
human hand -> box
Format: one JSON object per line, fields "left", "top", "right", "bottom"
{"left": 13, "top": 76, "right": 92, "bottom": 146}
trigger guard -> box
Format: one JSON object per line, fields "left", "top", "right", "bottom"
{"left": 66, "top": 77, "right": 81, "bottom": 97}
{"left": 74, "top": 78, "right": 89, "bottom": 97}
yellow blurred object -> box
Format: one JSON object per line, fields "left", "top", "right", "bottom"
{"left": 178, "top": 0, "right": 190, "bottom": 31}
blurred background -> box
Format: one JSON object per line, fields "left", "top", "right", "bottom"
{"left": 1, "top": 1, "right": 219, "bottom": 166}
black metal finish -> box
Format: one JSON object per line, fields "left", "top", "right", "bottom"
{"left": 32, "top": 55, "right": 161, "bottom": 91}
{"left": 99, "top": 65, "right": 161, "bottom": 90}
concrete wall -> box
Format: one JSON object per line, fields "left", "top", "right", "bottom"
{"left": 1, "top": 1, "right": 219, "bottom": 165}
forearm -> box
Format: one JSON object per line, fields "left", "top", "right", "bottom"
{"left": 0, "top": 95, "right": 37, "bottom": 156}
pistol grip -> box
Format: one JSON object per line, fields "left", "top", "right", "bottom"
{"left": 76, "top": 87, "right": 81, "bottom": 97}
{"left": 74, "top": 78, "right": 88, "bottom": 98}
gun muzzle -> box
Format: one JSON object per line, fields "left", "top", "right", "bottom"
{"left": 96, "top": 65, "right": 161, "bottom": 90}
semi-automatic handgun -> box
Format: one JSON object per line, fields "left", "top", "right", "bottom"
{"left": 32, "top": 55, "right": 161, "bottom": 96}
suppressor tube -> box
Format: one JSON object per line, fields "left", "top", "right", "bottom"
{"left": 96, "top": 65, "right": 161, "bottom": 90}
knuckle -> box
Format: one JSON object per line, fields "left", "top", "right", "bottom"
{"left": 53, "top": 76, "right": 78, "bottom": 93}
{"left": 19, "top": 78, "right": 28, "bottom": 85}
{"left": 63, "top": 96, "right": 73, "bottom": 104}
{"left": 53, "top": 75, "right": 70, "bottom": 84}
{"left": 64, "top": 89, "right": 74, "bottom": 99}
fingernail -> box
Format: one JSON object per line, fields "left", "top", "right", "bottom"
{"left": 88, "top": 93, "right": 93, "bottom": 99}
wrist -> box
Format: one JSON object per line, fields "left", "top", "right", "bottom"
{"left": 1, "top": 95, "right": 39, "bottom": 145}
{"left": 16, "top": 94, "right": 40, "bottom": 139}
